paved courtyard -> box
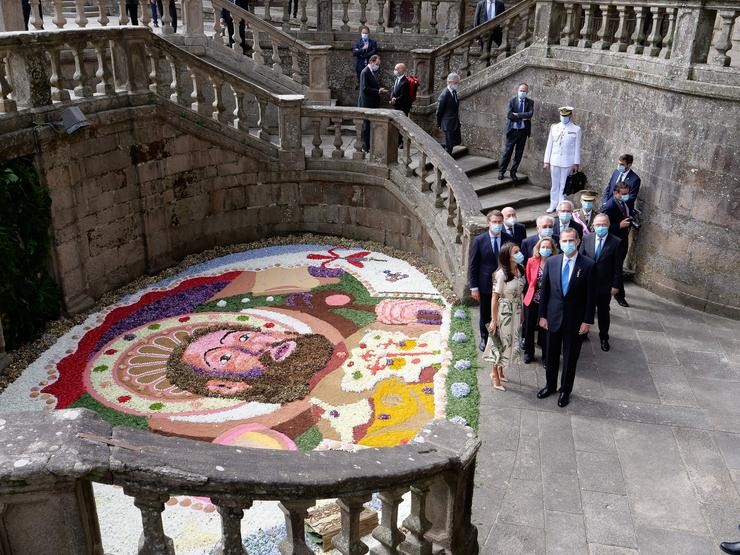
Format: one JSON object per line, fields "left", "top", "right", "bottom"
{"left": 471, "top": 283, "right": 740, "bottom": 554}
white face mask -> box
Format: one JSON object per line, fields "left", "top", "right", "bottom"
{"left": 505, "top": 217, "right": 517, "bottom": 227}
{"left": 361, "top": 34, "right": 369, "bottom": 40}
{"left": 393, "top": 69, "right": 399, "bottom": 77}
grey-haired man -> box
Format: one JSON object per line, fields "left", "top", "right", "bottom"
{"left": 436, "top": 73, "right": 462, "bottom": 154}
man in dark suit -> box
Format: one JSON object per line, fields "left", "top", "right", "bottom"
{"left": 602, "top": 153, "right": 641, "bottom": 213}
{"left": 389, "top": 63, "right": 412, "bottom": 116}
{"left": 352, "top": 27, "right": 378, "bottom": 80}
{"left": 501, "top": 206, "right": 527, "bottom": 246}
{"left": 221, "top": 0, "right": 249, "bottom": 53}
{"left": 553, "top": 200, "right": 584, "bottom": 240}
{"left": 473, "top": 0, "right": 505, "bottom": 47}
{"left": 125, "top": 0, "right": 139, "bottom": 24}
{"left": 436, "top": 73, "right": 461, "bottom": 154}
{"left": 579, "top": 213, "right": 622, "bottom": 351}
{"left": 499, "top": 83, "right": 534, "bottom": 181}
{"left": 521, "top": 215, "right": 558, "bottom": 262}
{"left": 358, "top": 55, "right": 388, "bottom": 152}
{"left": 157, "top": 0, "right": 178, "bottom": 32}
{"left": 602, "top": 182, "right": 632, "bottom": 307}
{"left": 537, "top": 227, "right": 596, "bottom": 408}
{"left": 469, "top": 210, "right": 506, "bottom": 351}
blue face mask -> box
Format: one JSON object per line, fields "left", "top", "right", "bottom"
{"left": 617, "top": 164, "right": 626, "bottom": 173}
{"left": 561, "top": 242, "right": 577, "bottom": 255}
{"left": 594, "top": 225, "right": 608, "bottom": 237}
{"left": 513, "top": 251, "right": 524, "bottom": 264}
{"left": 449, "top": 84, "right": 459, "bottom": 92}
{"left": 581, "top": 201, "right": 593, "bottom": 211}
{"left": 560, "top": 116, "right": 570, "bottom": 124}
{"left": 539, "top": 247, "right": 552, "bottom": 258}
{"left": 517, "top": 91, "right": 527, "bottom": 100}
{"left": 490, "top": 223, "right": 503, "bottom": 234}
{"left": 540, "top": 228, "right": 554, "bottom": 238}
{"left": 559, "top": 212, "right": 572, "bottom": 224}
{"left": 620, "top": 193, "right": 631, "bottom": 202}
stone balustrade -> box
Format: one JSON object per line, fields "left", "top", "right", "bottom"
{"left": 0, "top": 408, "right": 480, "bottom": 554}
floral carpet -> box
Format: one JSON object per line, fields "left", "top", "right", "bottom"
{"left": 0, "top": 244, "right": 479, "bottom": 554}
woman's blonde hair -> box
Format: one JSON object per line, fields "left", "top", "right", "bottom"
{"left": 533, "top": 237, "right": 558, "bottom": 259}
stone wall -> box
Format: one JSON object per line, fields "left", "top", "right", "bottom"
{"left": 457, "top": 65, "right": 740, "bottom": 318}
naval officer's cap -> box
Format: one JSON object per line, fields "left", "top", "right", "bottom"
{"left": 580, "top": 190, "right": 597, "bottom": 201}
{"left": 558, "top": 106, "right": 574, "bottom": 116}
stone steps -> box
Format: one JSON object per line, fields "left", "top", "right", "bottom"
{"left": 61, "top": 0, "right": 99, "bottom": 17}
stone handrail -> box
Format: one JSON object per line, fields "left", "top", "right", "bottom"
{"left": 0, "top": 408, "right": 480, "bottom": 554}
{"left": 301, "top": 105, "right": 483, "bottom": 248}
{"left": 210, "top": 0, "right": 332, "bottom": 102}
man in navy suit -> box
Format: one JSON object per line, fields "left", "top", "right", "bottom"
{"left": 358, "top": 55, "right": 388, "bottom": 152}
{"left": 499, "top": 83, "right": 534, "bottom": 181}
{"left": 469, "top": 210, "right": 506, "bottom": 351}
{"left": 436, "top": 73, "right": 462, "bottom": 154}
{"left": 521, "top": 215, "right": 558, "bottom": 262}
{"left": 602, "top": 154, "right": 641, "bottom": 213}
{"left": 389, "top": 63, "right": 412, "bottom": 116}
{"left": 473, "top": 0, "right": 505, "bottom": 48}
{"left": 501, "top": 206, "right": 527, "bottom": 246}
{"left": 537, "top": 227, "right": 596, "bottom": 407}
{"left": 579, "top": 213, "right": 622, "bottom": 351}
{"left": 352, "top": 27, "right": 378, "bottom": 80}
{"left": 602, "top": 182, "right": 632, "bottom": 307}
{"left": 553, "top": 200, "right": 584, "bottom": 240}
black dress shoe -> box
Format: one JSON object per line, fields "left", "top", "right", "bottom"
{"left": 616, "top": 298, "right": 629, "bottom": 307}
{"left": 537, "top": 386, "right": 554, "bottom": 399}
{"left": 523, "top": 353, "right": 533, "bottom": 364}
{"left": 497, "top": 173, "right": 505, "bottom": 180}
{"left": 600, "top": 338, "right": 610, "bottom": 352}
{"left": 479, "top": 339, "right": 486, "bottom": 352}
{"left": 510, "top": 172, "right": 518, "bottom": 181}
{"left": 720, "top": 541, "right": 740, "bottom": 555}
{"left": 558, "top": 392, "right": 570, "bottom": 408}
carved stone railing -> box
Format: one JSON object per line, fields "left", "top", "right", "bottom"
{"left": 210, "top": 0, "right": 331, "bottom": 102}
{"left": 0, "top": 408, "right": 480, "bottom": 554}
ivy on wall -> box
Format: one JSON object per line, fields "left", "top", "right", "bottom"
{"left": 0, "top": 157, "right": 61, "bottom": 350}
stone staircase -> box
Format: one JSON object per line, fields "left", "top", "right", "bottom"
{"left": 61, "top": 0, "right": 99, "bottom": 17}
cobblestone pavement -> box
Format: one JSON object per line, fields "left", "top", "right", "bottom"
{"left": 472, "top": 284, "right": 740, "bottom": 554}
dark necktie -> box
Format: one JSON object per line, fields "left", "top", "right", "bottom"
{"left": 595, "top": 238, "right": 603, "bottom": 260}
{"left": 619, "top": 201, "right": 627, "bottom": 217}
{"left": 452, "top": 90, "right": 458, "bottom": 103}
{"left": 493, "top": 237, "right": 499, "bottom": 260}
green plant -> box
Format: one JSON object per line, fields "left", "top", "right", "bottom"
{"left": 0, "top": 157, "right": 61, "bottom": 350}
{"left": 445, "top": 305, "right": 480, "bottom": 430}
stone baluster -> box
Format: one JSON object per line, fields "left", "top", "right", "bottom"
{"left": 659, "top": 8, "right": 677, "bottom": 60}
{"left": 300, "top": 0, "right": 308, "bottom": 31}
{"left": 278, "top": 500, "right": 315, "bottom": 555}
{"left": 118, "top": 0, "right": 130, "bottom": 24}
{"left": 161, "top": 0, "right": 173, "bottom": 34}
{"left": 709, "top": 9, "right": 736, "bottom": 67}
{"left": 432, "top": 167, "right": 444, "bottom": 208}
{"left": 412, "top": 0, "right": 421, "bottom": 34}
{"left": 290, "top": 47, "right": 303, "bottom": 83}
{"left": 147, "top": 46, "right": 161, "bottom": 94}
{"left": 340, "top": 0, "right": 350, "bottom": 31}
{"left": 211, "top": 78, "right": 230, "bottom": 124}
{"left": 376, "top": 0, "right": 386, "bottom": 32}
{"left": 233, "top": 89, "right": 250, "bottom": 132}
{"left": 129, "top": 490, "right": 176, "bottom": 555}
{"left": 610, "top": 4, "right": 629, "bottom": 52}
{"left": 257, "top": 99, "right": 270, "bottom": 140}
{"left": 419, "top": 152, "right": 429, "bottom": 191}
{"left": 212, "top": 497, "right": 251, "bottom": 555}
{"left": 447, "top": 189, "right": 457, "bottom": 227}
{"left": 52, "top": 0, "right": 66, "bottom": 27}
{"left": 352, "top": 118, "right": 366, "bottom": 160}
{"left": 74, "top": 0, "right": 89, "bottom": 27}
{"left": 398, "top": 481, "right": 433, "bottom": 555}
{"left": 29, "top": 0, "right": 43, "bottom": 28}
{"left": 626, "top": 6, "right": 646, "bottom": 55}
{"left": 393, "top": 1, "right": 402, "bottom": 33}
{"left": 271, "top": 42, "right": 283, "bottom": 73}
{"left": 370, "top": 487, "right": 406, "bottom": 555}
{"left": 454, "top": 199, "right": 463, "bottom": 243}
{"left": 0, "top": 53, "right": 16, "bottom": 114}
{"left": 359, "top": 0, "right": 368, "bottom": 30}
{"left": 312, "top": 118, "right": 323, "bottom": 157}
{"left": 49, "top": 47, "right": 71, "bottom": 102}
{"left": 190, "top": 68, "right": 210, "bottom": 116}
{"left": 331, "top": 117, "right": 345, "bottom": 158}
{"left": 577, "top": 3, "right": 594, "bottom": 48}
{"left": 334, "top": 495, "right": 372, "bottom": 555}
{"left": 97, "top": 0, "right": 110, "bottom": 26}
{"left": 139, "top": 0, "right": 152, "bottom": 27}
{"left": 264, "top": 0, "right": 273, "bottom": 22}
{"left": 402, "top": 135, "right": 412, "bottom": 176}
{"left": 592, "top": 4, "right": 611, "bottom": 50}
{"left": 560, "top": 3, "right": 577, "bottom": 46}
{"left": 94, "top": 40, "right": 115, "bottom": 95}
{"left": 495, "top": 18, "right": 512, "bottom": 62}
{"left": 71, "top": 41, "right": 94, "bottom": 98}
{"left": 429, "top": 1, "right": 439, "bottom": 34}
{"left": 167, "top": 54, "right": 189, "bottom": 105}
{"left": 282, "top": 1, "right": 290, "bottom": 31}
{"left": 644, "top": 7, "right": 663, "bottom": 57}
{"left": 252, "top": 29, "right": 266, "bottom": 65}
{"left": 212, "top": 5, "right": 224, "bottom": 43}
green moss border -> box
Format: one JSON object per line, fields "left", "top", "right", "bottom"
{"left": 444, "top": 306, "right": 480, "bottom": 431}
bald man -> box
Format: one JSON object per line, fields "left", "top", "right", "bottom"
{"left": 390, "top": 63, "right": 412, "bottom": 116}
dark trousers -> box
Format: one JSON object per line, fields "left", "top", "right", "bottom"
{"left": 595, "top": 293, "right": 611, "bottom": 340}
{"left": 362, "top": 120, "right": 371, "bottom": 152}
{"left": 156, "top": 0, "right": 177, "bottom": 31}
{"left": 478, "top": 292, "right": 492, "bottom": 342}
{"left": 615, "top": 235, "right": 629, "bottom": 301}
{"left": 22, "top": 1, "right": 41, "bottom": 30}
{"left": 223, "top": 14, "right": 247, "bottom": 52}
{"left": 523, "top": 302, "right": 546, "bottom": 358}
{"left": 545, "top": 325, "right": 584, "bottom": 394}
{"left": 126, "top": 4, "right": 139, "bottom": 25}
{"left": 288, "top": 0, "right": 299, "bottom": 17}
{"left": 443, "top": 124, "right": 461, "bottom": 154}
{"left": 500, "top": 128, "right": 528, "bottom": 174}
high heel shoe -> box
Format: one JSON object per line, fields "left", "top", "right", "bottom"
{"left": 490, "top": 374, "right": 506, "bottom": 391}
{"left": 500, "top": 373, "right": 509, "bottom": 382}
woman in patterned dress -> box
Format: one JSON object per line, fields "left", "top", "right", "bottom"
{"left": 488, "top": 242, "right": 526, "bottom": 391}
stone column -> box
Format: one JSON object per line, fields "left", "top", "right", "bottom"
{"left": 181, "top": 0, "right": 207, "bottom": 52}
{"left": 306, "top": 45, "right": 332, "bottom": 104}
{"left": 530, "top": 0, "right": 557, "bottom": 57}
{"left": 444, "top": 0, "right": 465, "bottom": 38}
{"left": 370, "top": 116, "right": 398, "bottom": 166}
{"left": 0, "top": 317, "right": 9, "bottom": 371}
{"left": 666, "top": 4, "right": 716, "bottom": 80}
{"left": 410, "top": 49, "right": 434, "bottom": 107}
{"left": 317, "top": 0, "right": 333, "bottom": 32}
{"left": 276, "top": 95, "right": 307, "bottom": 169}
{"left": 0, "top": 2, "right": 24, "bottom": 31}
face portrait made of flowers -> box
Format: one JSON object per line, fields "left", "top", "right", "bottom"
{"left": 167, "top": 325, "right": 334, "bottom": 403}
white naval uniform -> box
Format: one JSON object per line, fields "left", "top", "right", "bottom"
{"left": 544, "top": 121, "right": 582, "bottom": 211}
